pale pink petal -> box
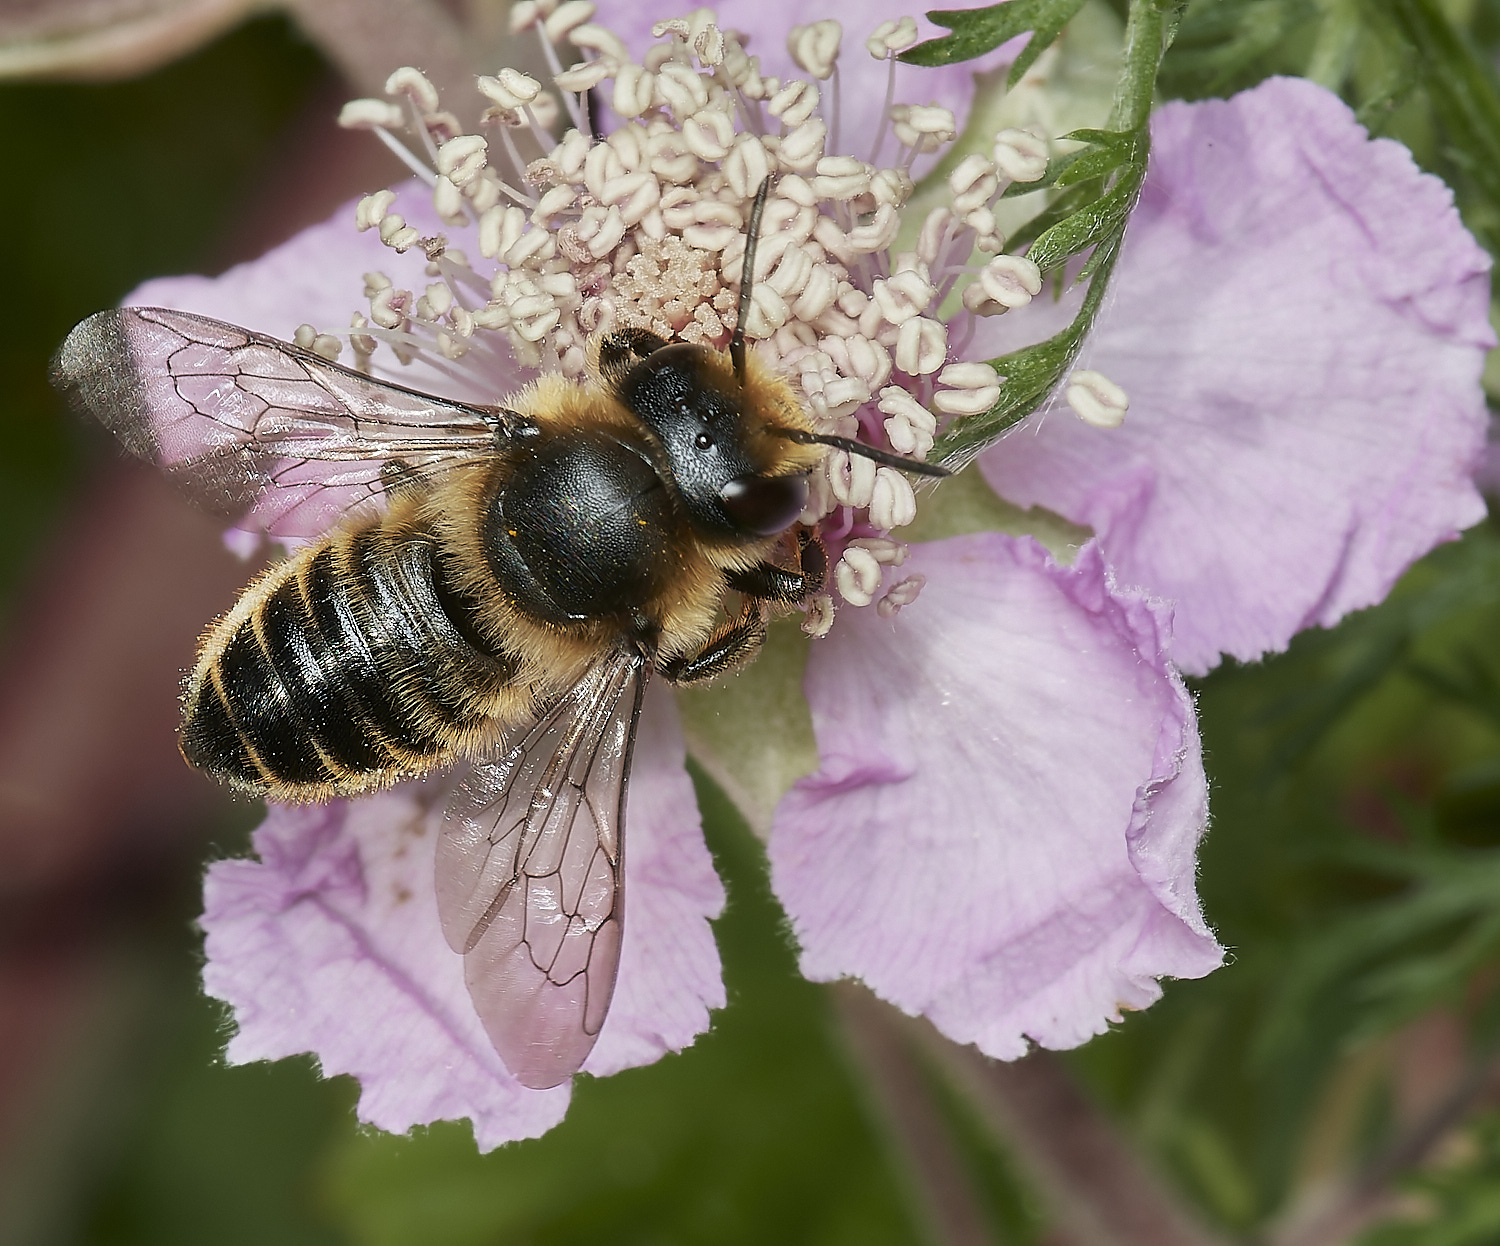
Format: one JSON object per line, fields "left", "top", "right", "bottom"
{"left": 201, "top": 685, "right": 721, "bottom": 1149}
{"left": 769, "top": 534, "right": 1222, "bottom": 1058}
{"left": 980, "top": 77, "right": 1493, "bottom": 675}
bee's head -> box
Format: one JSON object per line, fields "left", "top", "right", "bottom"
{"left": 616, "top": 175, "right": 948, "bottom": 544}
{"left": 615, "top": 342, "right": 815, "bottom": 542}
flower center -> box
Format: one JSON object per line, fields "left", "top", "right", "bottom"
{"left": 329, "top": 4, "right": 1053, "bottom": 628}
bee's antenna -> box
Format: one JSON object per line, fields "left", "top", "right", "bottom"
{"left": 730, "top": 176, "right": 773, "bottom": 384}
{"left": 772, "top": 427, "right": 951, "bottom": 478}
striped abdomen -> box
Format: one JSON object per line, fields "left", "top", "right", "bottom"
{"left": 181, "top": 515, "right": 520, "bottom": 800}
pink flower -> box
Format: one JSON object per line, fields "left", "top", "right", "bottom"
{"left": 127, "top": 11, "right": 1490, "bottom": 1148}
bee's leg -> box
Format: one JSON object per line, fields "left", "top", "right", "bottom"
{"left": 724, "top": 531, "right": 829, "bottom": 604}
{"left": 597, "top": 329, "right": 670, "bottom": 386}
{"left": 658, "top": 602, "right": 768, "bottom": 686}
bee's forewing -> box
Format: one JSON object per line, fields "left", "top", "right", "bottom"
{"left": 437, "top": 650, "right": 645, "bottom": 1090}
{"left": 51, "top": 307, "right": 498, "bottom": 536}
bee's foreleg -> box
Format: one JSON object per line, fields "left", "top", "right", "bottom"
{"left": 597, "top": 328, "right": 669, "bottom": 385}
{"left": 725, "top": 531, "right": 827, "bottom": 604}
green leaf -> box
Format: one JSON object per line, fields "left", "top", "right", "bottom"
{"left": 1025, "top": 162, "right": 1143, "bottom": 271}
{"left": 901, "top": 0, "right": 1088, "bottom": 87}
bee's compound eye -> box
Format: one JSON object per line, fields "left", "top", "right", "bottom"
{"left": 695, "top": 432, "right": 713, "bottom": 450}
{"left": 719, "top": 473, "right": 808, "bottom": 535}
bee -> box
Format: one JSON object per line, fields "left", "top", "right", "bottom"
{"left": 50, "top": 179, "right": 946, "bottom": 1090}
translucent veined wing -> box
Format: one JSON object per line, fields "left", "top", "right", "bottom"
{"left": 50, "top": 306, "right": 508, "bottom": 537}
{"left": 436, "top": 649, "right": 647, "bottom": 1090}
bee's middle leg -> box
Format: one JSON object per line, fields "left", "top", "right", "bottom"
{"left": 658, "top": 601, "right": 768, "bottom": 686}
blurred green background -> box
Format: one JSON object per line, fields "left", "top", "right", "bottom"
{"left": 4, "top": 2, "right": 1500, "bottom": 1243}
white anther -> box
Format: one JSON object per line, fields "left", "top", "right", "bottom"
{"left": 878, "top": 385, "right": 936, "bottom": 456}
{"left": 509, "top": 0, "right": 555, "bottom": 33}
{"left": 844, "top": 203, "right": 899, "bottom": 254}
{"left": 934, "top": 361, "right": 1001, "bottom": 416}
{"left": 363, "top": 271, "right": 392, "bottom": 295}
{"left": 385, "top": 67, "right": 440, "bottom": 113}
{"left": 847, "top": 535, "right": 908, "bottom": 565}
{"left": 948, "top": 153, "right": 998, "bottom": 213}
{"left": 607, "top": 123, "right": 647, "bottom": 169}
{"left": 578, "top": 203, "right": 627, "bottom": 258}
{"left": 993, "top": 128, "right": 1048, "bottom": 182}
{"left": 809, "top": 155, "right": 870, "bottom": 200}
{"left": 877, "top": 574, "right": 925, "bottom": 618}
{"left": 533, "top": 184, "right": 577, "bottom": 225}
{"left": 378, "top": 214, "right": 420, "bottom": 251}
{"left": 869, "top": 467, "right": 918, "bottom": 530}
{"left": 651, "top": 16, "right": 688, "bottom": 37}
{"left": 966, "top": 206, "right": 1003, "bottom": 252}
{"left": 788, "top": 20, "right": 841, "bottom": 79}
{"left": 603, "top": 170, "right": 659, "bottom": 225}
{"left": 478, "top": 69, "right": 541, "bottom": 111}
{"left": 778, "top": 118, "right": 828, "bottom": 171}
{"left": 355, "top": 190, "right": 397, "bottom": 231}
{"left": 613, "top": 63, "right": 656, "bottom": 117}
{"left": 655, "top": 61, "right": 711, "bottom": 116}
{"left": 872, "top": 269, "right": 934, "bottom": 326}
{"left": 835, "top": 545, "right": 882, "bottom": 606}
{"left": 866, "top": 16, "right": 918, "bottom": 57}
{"left": 767, "top": 79, "right": 820, "bottom": 129}
{"left": 863, "top": 171, "right": 907, "bottom": 212}
{"left": 895, "top": 317, "right": 947, "bottom": 375}
{"left": 369, "top": 285, "right": 408, "bottom": 328}
{"left": 432, "top": 175, "right": 466, "bottom": 225}
{"left": 422, "top": 282, "right": 453, "bottom": 318}
{"left": 434, "top": 330, "right": 466, "bottom": 360}
{"left": 824, "top": 376, "right": 872, "bottom": 417}
{"left": 911, "top": 208, "right": 953, "bottom": 268}
{"left": 828, "top": 449, "right": 877, "bottom": 508}
{"left": 802, "top": 594, "right": 835, "bottom": 637}
{"left": 682, "top": 108, "right": 735, "bottom": 160}
{"left": 724, "top": 134, "right": 773, "bottom": 198}
{"left": 791, "top": 263, "right": 839, "bottom": 320}
{"left": 479, "top": 205, "right": 523, "bottom": 258}
{"left": 742, "top": 282, "right": 790, "bottom": 337}
{"left": 505, "top": 226, "right": 555, "bottom": 266}
{"left": 962, "top": 254, "right": 1044, "bottom": 315}
{"left": 544, "top": 0, "right": 596, "bottom": 42}
{"left": 583, "top": 139, "right": 625, "bottom": 200}
{"left": 552, "top": 129, "right": 591, "bottom": 181}
{"left": 649, "top": 131, "right": 698, "bottom": 183}
{"left": 835, "top": 335, "right": 892, "bottom": 389}
{"left": 293, "top": 323, "right": 316, "bottom": 350}
{"left": 695, "top": 23, "right": 726, "bottom": 65}
{"left": 1066, "top": 370, "right": 1129, "bottom": 428}
{"left": 553, "top": 59, "right": 615, "bottom": 93}
{"left": 570, "top": 20, "right": 628, "bottom": 59}
{"left": 450, "top": 305, "right": 474, "bottom": 338}
{"left": 339, "top": 98, "right": 405, "bottom": 130}
{"left": 768, "top": 244, "right": 814, "bottom": 298}
{"left": 892, "top": 103, "right": 957, "bottom": 150}
{"left": 350, "top": 313, "right": 376, "bottom": 358}
{"left": 512, "top": 303, "right": 562, "bottom": 343}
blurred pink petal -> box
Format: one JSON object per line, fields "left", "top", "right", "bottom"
{"left": 201, "top": 687, "right": 721, "bottom": 1149}
{"left": 980, "top": 77, "right": 1493, "bottom": 674}
{"left": 769, "top": 535, "right": 1222, "bottom": 1057}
